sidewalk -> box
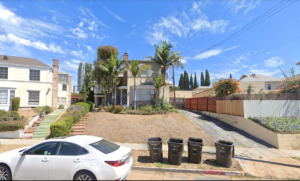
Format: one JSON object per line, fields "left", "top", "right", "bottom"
{"left": 1, "top": 139, "right": 300, "bottom": 179}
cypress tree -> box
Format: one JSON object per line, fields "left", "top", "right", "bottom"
{"left": 194, "top": 73, "right": 198, "bottom": 89}
{"left": 201, "top": 72, "right": 205, "bottom": 86}
{"left": 179, "top": 74, "right": 184, "bottom": 90}
{"left": 205, "top": 69, "right": 211, "bottom": 86}
{"left": 184, "top": 71, "right": 189, "bottom": 90}
{"left": 230, "top": 73, "right": 232, "bottom": 79}
{"left": 190, "top": 75, "right": 193, "bottom": 90}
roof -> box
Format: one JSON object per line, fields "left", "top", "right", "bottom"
{"left": 295, "top": 61, "right": 300, "bottom": 65}
{"left": 239, "top": 74, "right": 284, "bottom": 82}
{"left": 0, "top": 55, "right": 51, "bottom": 69}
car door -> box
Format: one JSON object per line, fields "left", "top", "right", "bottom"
{"left": 13, "top": 142, "right": 58, "bottom": 180}
{"left": 48, "top": 142, "right": 88, "bottom": 180}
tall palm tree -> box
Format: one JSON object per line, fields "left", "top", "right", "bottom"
{"left": 99, "top": 55, "right": 126, "bottom": 106}
{"left": 125, "top": 60, "right": 150, "bottom": 110}
{"left": 147, "top": 40, "right": 180, "bottom": 103}
{"left": 151, "top": 75, "right": 167, "bottom": 109}
{"left": 170, "top": 52, "right": 184, "bottom": 105}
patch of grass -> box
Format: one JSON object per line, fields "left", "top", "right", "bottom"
{"left": 154, "top": 162, "right": 162, "bottom": 168}
{"left": 291, "top": 157, "right": 300, "bottom": 161}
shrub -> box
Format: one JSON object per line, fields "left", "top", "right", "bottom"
{"left": 106, "top": 105, "right": 114, "bottom": 113}
{"left": 62, "top": 110, "right": 82, "bottom": 123}
{"left": 58, "top": 105, "right": 64, "bottom": 109}
{"left": 86, "top": 101, "right": 95, "bottom": 109}
{"left": 0, "top": 111, "right": 27, "bottom": 122}
{"left": 214, "top": 78, "right": 243, "bottom": 97}
{"left": 126, "top": 110, "right": 153, "bottom": 115}
{"left": 50, "top": 116, "right": 73, "bottom": 138}
{"left": 74, "top": 102, "right": 91, "bottom": 115}
{"left": 34, "top": 106, "right": 53, "bottom": 114}
{"left": 114, "top": 105, "right": 123, "bottom": 113}
{"left": 0, "top": 121, "right": 26, "bottom": 132}
{"left": 12, "top": 97, "right": 20, "bottom": 111}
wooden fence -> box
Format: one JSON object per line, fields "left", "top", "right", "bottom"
{"left": 216, "top": 100, "right": 244, "bottom": 117}
{"left": 184, "top": 97, "right": 216, "bottom": 113}
{"left": 213, "top": 93, "right": 300, "bottom": 100}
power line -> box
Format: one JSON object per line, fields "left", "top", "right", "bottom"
{"left": 201, "top": 0, "right": 297, "bottom": 53}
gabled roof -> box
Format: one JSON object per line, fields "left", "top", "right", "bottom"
{"left": 239, "top": 74, "right": 284, "bottom": 82}
{"left": 0, "top": 55, "right": 51, "bottom": 69}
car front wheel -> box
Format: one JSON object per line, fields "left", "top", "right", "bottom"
{"left": 0, "top": 164, "right": 11, "bottom": 181}
{"left": 74, "top": 171, "right": 96, "bottom": 181}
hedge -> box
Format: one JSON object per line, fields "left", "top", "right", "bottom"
{"left": 58, "top": 105, "right": 64, "bottom": 109}
{"left": 74, "top": 102, "right": 92, "bottom": 115}
{"left": 61, "top": 110, "right": 82, "bottom": 123}
{"left": 50, "top": 116, "right": 73, "bottom": 138}
{"left": 12, "top": 97, "right": 20, "bottom": 111}
{"left": 0, "top": 121, "right": 26, "bottom": 132}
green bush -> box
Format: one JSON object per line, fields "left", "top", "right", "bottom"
{"left": 12, "top": 97, "right": 20, "bottom": 111}
{"left": 106, "top": 105, "right": 114, "bottom": 113}
{"left": 74, "top": 102, "right": 92, "bottom": 114}
{"left": 50, "top": 116, "right": 73, "bottom": 138}
{"left": 34, "top": 106, "right": 53, "bottom": 114}
{"left": 0, "top": 121, "right": 26, "bottom": 132}
{"left": 86, "top": 101, "right": 95, "bottom": 110}
{"left": 126, "top": 110, "right": 153, "bottom": 115}
{"left": 0, "top": 111, "right": 27, "bottom": 122}
{"left": 62, "top": 110, "right": 82, "bottom": 123}
{"left": 58, "top": 105, "right": 64, "bottom": 109}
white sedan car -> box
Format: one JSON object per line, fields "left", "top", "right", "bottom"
{"left": 0, "top": 135, "right": 132, "bottom": 180}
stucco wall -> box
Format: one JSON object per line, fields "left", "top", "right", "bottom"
{"left": 243, "top": 100, "right": 300, "bottom": 117}
{"left": 192, "top": 88, "right": 215, "bottom": 98}
{"left": 199, "top": 111, "right": 300, "bottom": 150}
{"left": 169, "top": 91, "right": 193, "bottom": 98}
{"left": 239, "top": 81, "right": 280, "bottom": 94}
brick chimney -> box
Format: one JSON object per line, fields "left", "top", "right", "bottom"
{"left": 52, "top": 59, "right": 59, "bottom": 110}
{"left": 123, "top": 53, "right": 128, "bottom": 60}
{"left": 68, "top": 75, "right": 72, "bottom": 107}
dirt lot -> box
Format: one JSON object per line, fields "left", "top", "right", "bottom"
{"left": 132, "top": 150, "right": 243, "bottom": 171}
{"left": 0, "top": 145, "right": 31, "bottom": 154}
{"left": 84, "top": 112, "right": 214, "bottom": 146}
{"left": 18, "top": 108, "right": 37, "bottom": 124}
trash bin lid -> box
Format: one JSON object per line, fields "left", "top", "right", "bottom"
{"left": 168, "top": 138, "right": 183, "bottom": 144}
{"left": 188, "top": 137, "right": 203, "bottom": 143}
{"left": 148, "top": 137, "right": 163, "bottom": 142}
{"left": 216, "top": 140, "right": 233, "bottom": 146}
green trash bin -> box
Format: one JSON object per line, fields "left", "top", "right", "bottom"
{"left": 168, "top": 138, "right": 184, "bottom": 165}
{"left": 188, "top": 137, "right": 203, "bottom": 164}
{"left": 148, "top": 137, "right": 163, "bottom": 163}
{"left": 215, "top": 140, "right": 235, "bottom": 168}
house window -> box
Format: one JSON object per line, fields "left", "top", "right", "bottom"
{"left": 0, "top": 90, "right": 8, "bottom": 104}
{"left": 30, "top": 70, "right": 40, "bottom": 81}
{"left": 28, "top": 91, "right": 39, "bottom": 104}
{"left": 59, "top": 97, "right": 66, "bottom": 104}
{"left": 141, "top": 89, "right": 155, "bottom": 101}
{"left": 59, "top": 74, "right": 68, "bottom": 81}
{"left": 62, "top": 84, "right": 67, "bottom": 91}
{"left": 10, "top": 90, "right": 15, "bottom": 103}
{"left": 141, "top": 66, "right": 152, "bottom": 77}
{"left": 266, "top": 83, "right": 272, "bottom": 90}
{"left": 0, "top": 67, "right": 8, "bottom": 79}
{"left": 98, "top": 85, "right": 101, "bottom": 92}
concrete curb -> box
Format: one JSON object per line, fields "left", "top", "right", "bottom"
{"left": 132, "top": 166, "right": 254, "bottom": 177}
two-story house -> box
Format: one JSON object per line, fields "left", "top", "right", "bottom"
{"left": 239, "top": 74, "right": 284, "bottom": 94}
{"left": 93, "top": 53, "right": 169, "bottom": 107}
{"left": 0, "top": 55, "right": 71, "bottom": 111}
{"left": 58, "top": 72, "right": 72, "bottom": 108}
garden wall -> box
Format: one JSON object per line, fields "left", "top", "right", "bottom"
{"left": 199, "top": 111, "right": 300, "bottom": 150}
{"left": 0, "top": 129, "right": 25, "bottom": 139}
{"left": 243, "top": 100, "right": 300, "bottom": 117}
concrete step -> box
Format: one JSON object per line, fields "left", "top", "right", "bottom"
{"left": 72, "top": 126, "right": 85, "bottom": 129}
{"left": 69, "top": 132, "right": 83, "bottom": 135}
{"left": 72, "top": 129, "right": 84, "bottom": 133}
{"left": 78, "top": 121, "right": 87, "bottom": 123}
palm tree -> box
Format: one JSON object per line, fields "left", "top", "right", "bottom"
{"left": 125, "top": 60, "right": 150, "bottom": 110}
{"left": 147, "top": 40, "right": 180, "bottom": 103}
{"left": 99, "top": 55, "right": 126, "bottom": 106}
{"left": 151, "top": 75, "right": 167, "bottom": 109}
{"left": 170, "top": 52, "right": 184, "bottom": 105}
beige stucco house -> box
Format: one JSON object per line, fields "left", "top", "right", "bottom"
{"left": 239, "top": 74, "right": 284, "bottom": 94}
{"left": 0, "top": 55, "right": 71, "bottom": 111}
{"left": 93, "top": 53, "right": 169, "bottom": 107}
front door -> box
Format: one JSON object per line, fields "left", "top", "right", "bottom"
{"left": 14, "top": 142, "right": 58, "bottom": 180}
{"left": 49, "top": 142, "right": 87, "bottom": 180}
{"left": 98, "top": 98, "right": 103, "bottom": 106}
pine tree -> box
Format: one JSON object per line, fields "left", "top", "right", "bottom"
{"left": 230, "top": 73, "right": 232, "bottom": 79}
{"left": 184, "top": 71, "right": 189, "bottom": 90}
{"left": 205, "top": 69, "right": 211, "bottom": 86}
{"left": 179, "top": 74, "right": 184, "bottom": 90}
{"left": 201, "top": 72, "right": 205, "bottom": 86}
{"left": 194, "top": 73, "right": 198, "bottom": 89}
{"left": 190, "top": 75, "right": 193, "bottom": 90}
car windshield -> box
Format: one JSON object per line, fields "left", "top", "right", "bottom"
{"left": 90, "top": 139, "right": 120, "bottom": 154}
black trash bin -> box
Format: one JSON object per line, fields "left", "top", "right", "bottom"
{"left": 168, "top": 138, "right": 184, "bottom": 165}
{"left": 188, "top": 137, "right": 203, "bottom": 164}
{"left": 148, "top": 137, "right": 163, "bottom": 163}
{"left": 215, "top": 140, "right": 235, "bottom": 168}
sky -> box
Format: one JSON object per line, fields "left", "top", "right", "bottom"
{"left": 1, "top": 0, "right": 300, "bottom": 88}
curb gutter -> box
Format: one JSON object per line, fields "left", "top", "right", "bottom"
{"left": 132, "top": 166, "right": 254, "bottom": 177}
